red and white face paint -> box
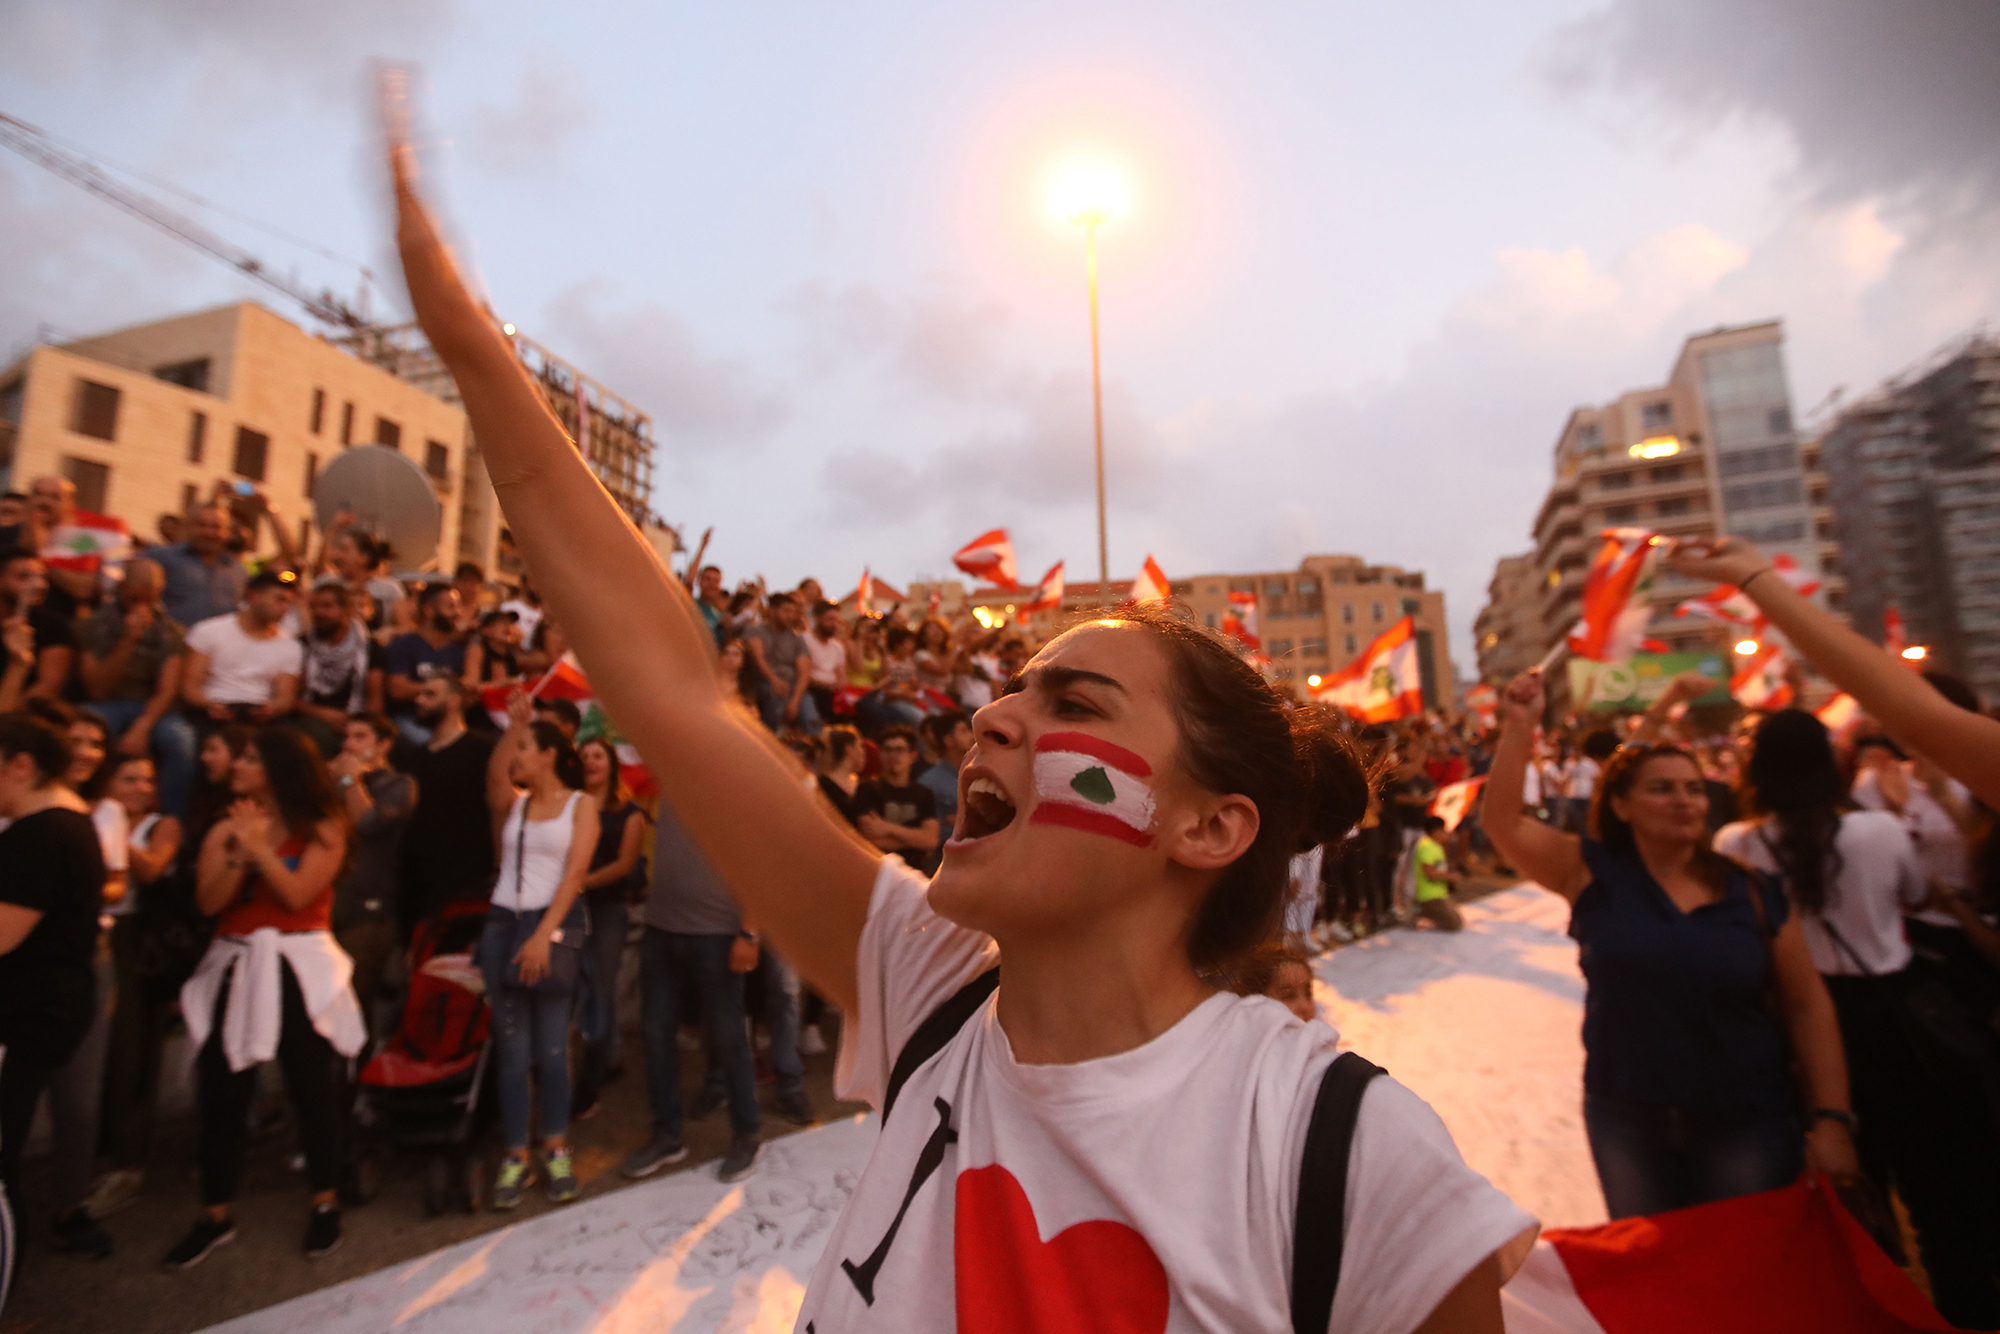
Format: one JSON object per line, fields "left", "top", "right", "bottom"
{"left": 1029, "top": 732, "right": 1156, "bottom": 848}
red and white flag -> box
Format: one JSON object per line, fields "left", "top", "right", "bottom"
{"left": 1314, "top": 615, "right": 1423, "bottom": 721}
{"left": 481, "top": 653, "right": 655, "bottom": 797}
{"left": 1465, "top": 683, "right": 1499, "bottom": 730}
{"left": 41, "top": 509, "right": 132, "bottom": 573}
{"left": 952, "top": 529, "right": 1018, "bottom": 590}
{"left": 1566, "top": 529, "right": 1662, "bottom": 662}
{"left": 1029, "top": 731, "right": 1156, "bottom": 848}
{"left": 1128, "top": 555, "right": 1171, "bottom": 605}
{"left": 1222, "top": 589, "right": 1260, "bottom": 652}
{"left": 1816, "top": 692, "right": 1861, "bottom": 733}
{"left": 1018, "top": 561, "right": 1064, "bottom": 622}
{"left": 1499, "top": 1178, "right": 1955, "bottom": 1333}
{"left": 854, "top": 567, "right": 875, "bottom": 616}
{"left": 1730, "top": 641, "right": 1794, "bottom": 710}
{"left": 1883, "top": 604, "right": 1907, "bottom": 656}
{"left": 1676, "top": 553, "right": 1819, "bottom": 633}
{"left": 1430, "top": 777, "right": 1485, "bottom": 832}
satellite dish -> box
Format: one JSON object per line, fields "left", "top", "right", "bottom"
{"left": 312, "top": 445, "right": 443, "bottom": 568}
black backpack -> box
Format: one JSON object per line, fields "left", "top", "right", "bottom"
{"left": 881, "top": 967, "right": 1384, "bottom": 1334}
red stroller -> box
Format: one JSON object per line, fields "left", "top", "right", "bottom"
{"left": 353, "top": 900, "right": 495, "bottom": 1215}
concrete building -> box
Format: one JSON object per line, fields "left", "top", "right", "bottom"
{"left": 915, "top": 553, "right": 1457, "bottom": 708}
{"left": 0, "top": 301, "right": 669, "bottom": 582}
{"left": 1473, "top": 553, "right": 1541, "bottom": 684}
{"left": 1817, "top": 333, "right": 2000, "bottom": 697}
{"left": 1526, "top": 321, "right": 1828, "bottom": 665}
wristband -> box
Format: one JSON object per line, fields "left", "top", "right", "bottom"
{"left": 1811, "top": 1107, "right": 1858, "bottom": 1134}
{"left": 1739, "top": 567, "right": 1777, "bottom": 593}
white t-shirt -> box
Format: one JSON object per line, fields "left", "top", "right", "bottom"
{"left": 806, "top": 631, "right": 848, "bottom": 689}
{"left": 92, "top": 798, "right": 133, "bottom": 917}
{"left": 1714, "top": 812, "right": 1927, "bottom": 976}
{"left": 500, "top": 597, "right": 543, "bottom": 646}
{"left": 1285, "top": 845, "right": 1326, "bottom": 939}
{"left": 493, "top": 791, "right": 582, "bottom": 913}
{"left": 185, "top": 613, "right": 304, "bottom": 705}
{"left": 1852, "top": 766, "right": 1969, "bottom": 927}
{"left": 803, "top": 859, "right": 1535, "bottom": 1334}
{"left": 1567, "top": 757, "right": 1601, "bottom": 801}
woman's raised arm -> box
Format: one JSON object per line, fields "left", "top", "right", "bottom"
{"left": 385, "top": 102, "right": 877, "bottom": 1010}
{"left": 1479, "top": 671, "right": 1589, "bottom": 901}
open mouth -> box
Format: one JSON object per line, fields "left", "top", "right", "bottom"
{"left": 957, "top": 774, "right": 1019, "bottom": 842}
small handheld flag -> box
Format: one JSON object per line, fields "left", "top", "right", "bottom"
{"left": 1019, "top": 561, "right": 1065, "bottom": 622}
{"left": 1128, "top": 555, "right": 1171, "bottom": 605}
{"left": 952, "top": 529, "right": 1019, "bottom": 590}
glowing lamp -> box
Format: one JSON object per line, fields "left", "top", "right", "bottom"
{"left": 1902, "top": 645, "right": 1928, "bottom": 661}
{"left": 1734, "top": 639, "right": 1760, "bottom": 656}
{"left": 1046, "top": 158, "right": 1130, "bottom": 227}
{"left": 1307, "top": 674, "right": 1323, "bottom": 689}
{"left": 1628, "top": 436, "right": 1681, "bottom": 460}
{"left": 1004, "top": 605, "right": 1016, "bottom": 615}
{"left": 501, "top": 322, "right": 516, "bottom": 336}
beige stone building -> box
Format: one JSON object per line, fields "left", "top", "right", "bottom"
{"left": 913, "top": 553, "right": 1458, "bottom": 708}
{"left": 1473, "top": 552, "right": 1541, "bottom": 684}
{"left": 0, "top": 301, "right": 672, "bottom": 580}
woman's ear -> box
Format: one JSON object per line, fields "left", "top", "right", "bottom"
{"left": 1166, "top": 792, "right": 1260, "bottom": 871}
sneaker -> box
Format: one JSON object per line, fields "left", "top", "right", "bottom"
{"left": 776, "top": 1088, "right": 815, "bottom": 1127}
{"left": 716, "top": 1132, "right": 760, "bottom": 1184}
{"left": 546, "top": 1150, "right": 579, "bottom": 1203}
{"left": 688, "top": 1086, "right": 725, "bottom": 1121}
{"left": 621, "top": 1135, "right": 690, "bottom": 1180}
{"left": 798, "top": 1026, "right": 828, "bottom": 1057}
{"left": 162, "top": 1215, "right": 236, "bottom": 1270}
{"left": 492, "top": 1155, "right": 533, "bottom": 1210}
{"left": 83, "top": 1168, "right": 144, "bottom": 1220}
{"left": 303, "top": 1205, "right": 342, "bottom": 1260}
{"left": 49, "top": 1208, "right": 113, "bottom": 1259}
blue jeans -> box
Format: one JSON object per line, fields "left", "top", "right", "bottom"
{"left": 1583, "top": 1093, "right": 1802, "bottom": 1219}
{"left": 755, "top": 680, "right": 821, "bottom": 735}
{"left": 576, "top": 894, "right": 627, "bottom": 1087}
{"left": 480, "top": 907, "right": 581, "bottom": 1150}
{"left": 856, "top": 689, "right": 924, "bottom": 734}
{"left": 639, "top": 928, "right": 758, "bottom": 1136}
{"left": 84, "top": 699, "right": 197, "bottom": 818}
{"left": 703, "top": 944, "right": 803, "bottom": 1104}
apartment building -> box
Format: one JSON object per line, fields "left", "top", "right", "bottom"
{"left": 918, "top": 553, "right": 1457, "bottom": 708}
{"left": 1527, "top": 321, "right": 1827, "bottom": 663}
{"left": 1473, "top": 552, "right": 1541, "bottom": 684}
{"left": 1818, "top": 333, "right": 2000, "bottom": 697}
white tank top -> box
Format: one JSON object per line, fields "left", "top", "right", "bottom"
{"left": 493, "top": 790, "right": 581, "bottom": 913}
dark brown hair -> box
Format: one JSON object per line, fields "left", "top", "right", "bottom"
{"left": 1589, "top": 742, "right": 1733, "bottom": 891}
{"left": 1225, "top": 941, "right": 1314, "bottom": 998}
{"left": 1091, "top": 603, "right": 1370, "bottom": 972}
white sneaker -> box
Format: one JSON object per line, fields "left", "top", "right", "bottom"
{"left": 84, "top": 1168, "right": 144, "bottom": 1220}
{"left": 799, "top": 1025, "right": 828, "bottom": 1056}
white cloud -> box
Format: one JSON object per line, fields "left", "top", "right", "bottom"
{"left": 463, "top": 61, "right": 594, "bottom": 176}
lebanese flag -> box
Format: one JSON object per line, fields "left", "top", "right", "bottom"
{"left": 952, "top": 529, "right": 1019, "bottom": 590}
{"left": 1730, "top": 641, "right": 1794, "bottom": 710}
{"left": 1128, "top": 555, "right": 1171, "bottom": 605}
{"left": 1221, "top": 589, "right": 1260, "bottom": 651}
{"left": 1465, "top": 683, "right": 1498, "bottom": 730}
{"left": 1314, "top": 615, "right": 1423, "bottom": 722}
{"left": 1430, "top": 777, "right": 1485, "bottom": 832}
{"left": 480, "top": 653, "right": 655, "bottom": 797}
{"left": 1029, "top": 731, "right": 1156, "bottom": 848}
{"left": 1883, "top": 605, "right": 1907, "bottom": 656}
{"left": 42, "top": 509, "right": 132, "bottom": 573}
{"left": 1018, "top": 561, "right": 1064, "bottom": 622}
{"left": 1499, "top": 1177, "right": 1955, "bottom": 1333}
{"left": 1676, "top": 554, "right": 1819, "bottom": 633}
{"left": 855, "top": 567, "right": 875, "bottom": 616}
{"left": 1816, "top": 692, "right": 1861, "bottom": 733}
{"left": 1566, "top": 529, "right": 1662, "bottom": 662}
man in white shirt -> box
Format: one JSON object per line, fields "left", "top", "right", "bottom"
{"left": 804, "top": 600, "right": 848, "bottom": 724}
{"left": 181, "top": 570, "right": 304, "bottom": 725}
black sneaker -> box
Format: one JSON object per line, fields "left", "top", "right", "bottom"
{"left": 303, "top": 1205, "right": 342, "bottom": 1259}
{"left": 162, "top": 1215, "right": 236, "bottom": 1270}
{"left": 49, "top": 1208, "right": 113, "bottom": 1258}
{"left": 688, "top": 1086, "right": 725, "bottom": 1121}
{"left": 621, "top": 1135, "right": 690, "bottom": 1180}
{"left": 775, "top": 1089, "right": 815, "bottom": 1127}
{"left": 716, "top": 1132, "right": 759, "bottom": 1183}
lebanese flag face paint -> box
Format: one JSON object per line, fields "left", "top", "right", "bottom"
{"left": 1029, "top": 732, "right": 1157, "bottom": 848}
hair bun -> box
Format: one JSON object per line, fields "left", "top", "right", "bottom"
{"left": 1290, "top": 705, "right": 1371, "bottom": 851}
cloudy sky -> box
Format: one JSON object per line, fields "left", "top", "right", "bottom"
{"left": 4, "top": 0, "right": 1997, "bottom": 670}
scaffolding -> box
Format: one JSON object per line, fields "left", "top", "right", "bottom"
{"left": 335, "top": 323, "right": 656, "bottom": 528}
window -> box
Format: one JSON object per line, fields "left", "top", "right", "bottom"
{"left": 1656, "top": 497, "right": 1692, "bottom": 517}
{"left": 375, "top": 416, "right": 401, "bottom": 449}
{"left": 339, "top": 401, "right": 354, "bottom": 445}
{"left": 304, "top": 452, "right": 321, "bottom": 496}
{"left": 425, "top": 440, "right": 450, "bottom": 480}
{"left": 1606, "top": 504, "right": 1638, "bottom": 523}
{"left": 233, "top": 426, "right": 269, "bottom": 482}
{"left": 1651, "top": 464, "right": 1684, "bottom": 483}
{"left": 1341, "top": 603, "right": 1354, "bottom": 624}
{"left": 153, "top": 358, "right": 210, "bottom": 393}
{"left": 62, "top": 456, "right": 109, "bottom": 512}
{"left": 1577, "top": 422, "right": 1603, "bottom": 451}
{"left": 1301, "top": 637, "right": 1327, "bottom": 657}
{"left": 1733, "top": 518, "right": 1806, "bottom": 544}
{"left": 1642, "top": 401, "right": 1674, "bottom": 431}
{"left": 1723, "top": 477, "right": 1804, "bottom": 512}
{"left": 1767, "top": 406, "right": 1792, "bottom": 436}
{"left": 180, "top": 482, "right": 198, "bottom": 515}
{"left": 71, "top": 379, "right": 121, "bottom": 440}
{"left": 1344, "top": 633, "right": 1358, "bottom": 656}
{"left": 186, "top": 411, "right": 207, "bottom": 464}
{"left": 310, "top": 388, "right": 326, "bottom": 435}
{"left": 1295, "top": 576, "right": 1323, "bottom": 615}
{"left": 1371, "top": 602, "right": 1384, "bottom": 623}
{"left": 1718, "top": 441, "right": 1799, "bottom": 477}
{"left": 1204, "top": 612, "right": 1218, "bottom": 628}
{"left": 1598, "top": 471, "right": 1633, "bottom": 491}
{"left": 1270, "top": 638, "right": 1295, "bottom": 659}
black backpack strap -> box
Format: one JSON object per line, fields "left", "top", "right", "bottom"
{"left": 881, "top": 966, "right": 999, "bottom": 1123}
{"left": 1291, "top": 1051, "right": 1387, "bottom": 1334}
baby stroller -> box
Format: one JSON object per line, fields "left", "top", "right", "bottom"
{"left": 352, "top": 899, "right": 496, "bottom": 1215}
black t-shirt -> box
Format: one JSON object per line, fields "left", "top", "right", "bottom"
{"left": 398, "top": 729, "right": 498, "bottom": 928}
{"left": 0, "top": 808, "right": 106, "bottom": 1067}
{"left": 1386, "top": 774, "right": 1435, "bottom": 830}
{"left": 855, "top": 778, "right": 938, "bottom": 869}
{"left": 818, "top": 774, "right": 861, "bottom": 828}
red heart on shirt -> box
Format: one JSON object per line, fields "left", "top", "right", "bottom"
{"left": 955, "top": 1164, "right": 1168, "bottom": 1334}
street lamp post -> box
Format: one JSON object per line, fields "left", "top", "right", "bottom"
{"left": 1084, "top": 215, "right": 1108, "bottom": 597}
{"left": 1050, "top": 158, "right": 1127, "bottom": 602}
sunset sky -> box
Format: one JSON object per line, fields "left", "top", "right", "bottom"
{"left": 4, "top": 0, "right": 1996, "bottom": 667}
